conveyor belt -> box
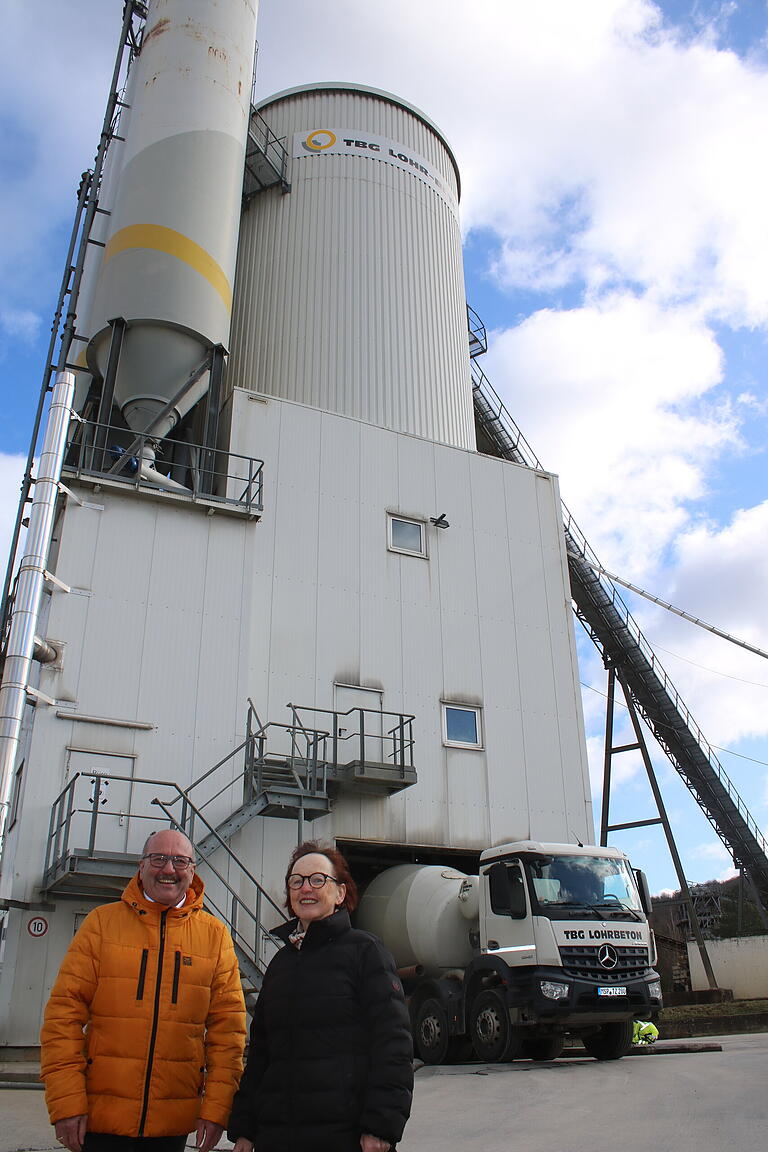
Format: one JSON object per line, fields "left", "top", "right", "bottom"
{"left": 471, "top": 361, "right": 768, "bottom": 903}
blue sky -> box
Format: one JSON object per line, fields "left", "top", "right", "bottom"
{"left": 3, "top": 0, "right": 768, "bottom": 896}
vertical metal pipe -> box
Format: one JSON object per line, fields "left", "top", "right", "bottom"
{"left": 600, "top": 666, "right": 616, "bottom": 847}
{"left": 0, "top": 371, "right": 76, "bottom": 837}
{"left": 87, "top": 777, "right": 102, "bottom": 857}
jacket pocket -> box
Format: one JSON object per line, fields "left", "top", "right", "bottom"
{"left": 136, "top": 949, "right": 149, "bottom": 1000}
{"left": 171, "top": 949, "right": 181, "bottom": 1004}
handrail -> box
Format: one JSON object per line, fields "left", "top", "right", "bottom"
{"left": 152, "top": 796, "right": 277, "bottom": 980}
{"left": 63, "top": 417, "right": 264, "bottom": 514}
{"left": 151, "top": 793, "right": 285, "bottom": 925}
{"left": 288, "top": 703, "right": 416, "bottom": 778}
{"left": 467, "top": 304, "right": 487, "bottom": 357}
{"left": 43, "top": 770, "right": 286, "bottom": 925}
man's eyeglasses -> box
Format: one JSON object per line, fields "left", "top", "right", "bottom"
{"left": 287, "top": 872, "right": 341, "bottom": 890}
{"left": 142, "top": 853, "right": 195, "bottom": 870}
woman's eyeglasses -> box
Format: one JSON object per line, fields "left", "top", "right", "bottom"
{"left": 287, "top": 872, "right": 341, "bottom": 890}
{"left": 142, "top": 853, "right": 195, "bottom": 870}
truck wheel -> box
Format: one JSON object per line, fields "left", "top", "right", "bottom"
{"left": 414, "top": 998, "right": 452, "bottom": 1065}
{"left": 582, "top": 1019, "right": 634, "bottom": 1061}
{"left": 469, "top": 990, "right": 521, "bottom": 1063}
{"left": 522, "top": 1035, "right": 564, "bottom": 1061}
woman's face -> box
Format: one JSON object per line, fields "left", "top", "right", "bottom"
{"left": 288, "top": 852, "right": 346, "bottom": 928}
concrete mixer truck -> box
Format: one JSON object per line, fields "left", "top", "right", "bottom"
{"left": 356, "top": 840, "right": 661, "bottom": 1064}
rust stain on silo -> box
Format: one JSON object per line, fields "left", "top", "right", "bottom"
{"left": 142, "top": 17, "right": 170, "bottom": 46}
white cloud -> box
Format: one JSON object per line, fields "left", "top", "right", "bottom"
{"left": 634, "top": 501, "right": 768, "bottom": 745}
{"left": 484, "top": 294, "right": 738, "bottom": 571}
{"left": 691, "top": 841, "right": 733, "bottom": 862}
{"left": 0, "top": 1, "right": 119, "bottom": 310}
{"left": 0, "top": 309, "right": 40, "bottom": 345}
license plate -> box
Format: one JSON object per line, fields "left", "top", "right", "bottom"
{"left": 597, "top": 986, "right": 627, "bottom": 997}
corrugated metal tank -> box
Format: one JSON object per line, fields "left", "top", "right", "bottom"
{"left": 228, "top": 84, "right": 476, "bottom": 450}
{"left": 86, "top": 0, "right": 258, "bottom": 437}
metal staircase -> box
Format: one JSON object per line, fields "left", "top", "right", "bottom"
{"left": 40, "top": 701, "right": 416, "bottom": 991}
{"left": 469, "top": 347, "right": 768, "bottom": 906}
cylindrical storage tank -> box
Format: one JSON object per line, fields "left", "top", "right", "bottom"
{"left": 229, "top": 84, "right": 476, "bottom": 450}
{"left": 356, "top": 864, "right": 478, "bottom": 973}
{"left": 86, "top": 0, "right": 259, "bottom": 437}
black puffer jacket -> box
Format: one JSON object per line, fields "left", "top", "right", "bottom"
{"left": 227, "top": 909, "right": 413, "bottom": 1152}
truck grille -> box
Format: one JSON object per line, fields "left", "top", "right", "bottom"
{"left": 559, "top": 944, "right": 649, "bottom": 981}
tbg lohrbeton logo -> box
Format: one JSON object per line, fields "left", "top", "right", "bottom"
{"left": 301, "top": 129, "right": 337, "bottom": 152}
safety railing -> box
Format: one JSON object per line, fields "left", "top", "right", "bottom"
{"left": 287, "top": 703, "right": 416, "bottom": 779}
{"left": 62, "top": 418, "right": 264, "bottom": 515}
{"left": 152, "top": 789, "right": 287, "bottom": 978}
{"left": 44, "top": 770, "right": 286, "bottom": 977}
{"left": 243, "top": 108, "right": 291, "bottom": 197}
{"left": 467, "top": 304, "right": 487, "bottom": 358}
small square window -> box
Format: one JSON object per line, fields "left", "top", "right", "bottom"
{"left": 388, "top": 514, "right": 427, "bottom": 557}
{"left": 442, "top": 704, "right": 482, "bottom": 748}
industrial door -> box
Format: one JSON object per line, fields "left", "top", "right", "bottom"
{"left": 333, "top": 684, "right": 384, "bottom": 766}
{"left": 64, "top": 750, "right": 137, "bottom": 857}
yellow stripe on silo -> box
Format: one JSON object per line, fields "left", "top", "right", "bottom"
{"left": 103, "top": 224, "right": 232, "bottom": 312}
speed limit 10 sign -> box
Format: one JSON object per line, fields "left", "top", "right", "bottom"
{"left": 27, "top": 916, "right": 49, "bottom": 937}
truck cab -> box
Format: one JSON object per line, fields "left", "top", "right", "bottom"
{"left": 466, "top": 841, "right": 661, "bottom": 1060}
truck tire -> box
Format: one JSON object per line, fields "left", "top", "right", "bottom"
{"left": 582, "top": 1019, "right": 634, "bottom": 1061}
{"left": 414, "top": 998, "right": 453, "bottom": 1065}
{"left": 522, "top": 1035, "right": 564, "bottom": 1062}
{"left": 469, "top": 990, "right": 521, "bottom": 1063}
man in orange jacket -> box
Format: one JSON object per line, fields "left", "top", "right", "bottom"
{"left": 41, "top": 829, "right": 246, "bottom": 1152}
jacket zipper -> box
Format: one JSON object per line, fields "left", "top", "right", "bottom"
{"left": 171, "top": 950, "right": 181, "bottom": 1004}
{"left": 138, "top": 909, "right": 168, "bottom": 1135}
{"left": 136, "top": 949, "right": 149, "bottom": 1000}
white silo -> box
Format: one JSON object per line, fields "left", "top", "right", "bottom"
{"left": 228, "top": 83, "right": 476, "bottom": 450}
{"left": 86, "top": 0, "right": 258, "bottom": 439}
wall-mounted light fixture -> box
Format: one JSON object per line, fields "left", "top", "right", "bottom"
{"left": 430, "top": 513, "right": 449, "bottom": 529}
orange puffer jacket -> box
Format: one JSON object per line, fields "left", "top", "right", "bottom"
{"left": 41, "top": 874, "right": 246, "bottom": 1137}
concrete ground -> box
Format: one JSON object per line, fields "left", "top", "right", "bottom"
{"left": 400, "top": 1033, "right": 768, "bottom": 1152}
{"left": 3, "top": 1034, "right": 766, "bottom": 1152}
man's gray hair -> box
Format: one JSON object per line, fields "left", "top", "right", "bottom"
{"left": 142, "top": 828, "right": 194, "bottom": 857}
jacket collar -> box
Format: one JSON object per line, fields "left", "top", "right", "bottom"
{"left": 122, "top": 871, "right": 205, "bottom": 920}
{"left": 272, "top": 907, "right": 351, "bottom": 949}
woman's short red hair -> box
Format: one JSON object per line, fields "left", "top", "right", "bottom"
{"left": 283, "top": 840, "right": 358, "bottom": 914}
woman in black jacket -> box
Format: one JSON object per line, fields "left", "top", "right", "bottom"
{"left": 228, "top": 841, "right": 413, "bottom": 1152}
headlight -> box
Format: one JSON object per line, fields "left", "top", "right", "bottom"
{"left": 540, "top": 980, "right": 569, "bottom": 1001}
{"left": 647, "top": 980, "right": 662, "bottom": 1000}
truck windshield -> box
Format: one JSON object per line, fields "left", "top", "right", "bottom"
{"left": 525, "top": 855, "right": 643, "bottom": 920}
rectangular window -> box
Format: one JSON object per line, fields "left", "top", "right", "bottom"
{"left": 388, "top": 514, "right": 427, "bottom": 557}
{"left": 442, "top": 704, "right": 482, "bottom": 749}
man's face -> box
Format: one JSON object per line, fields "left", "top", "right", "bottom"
{"left": 138, "top": 830, "right": 195, "bottom": 906}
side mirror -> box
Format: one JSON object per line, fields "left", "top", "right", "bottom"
{"left": 634, "top": 868, "right": 652, "bottom": 916}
